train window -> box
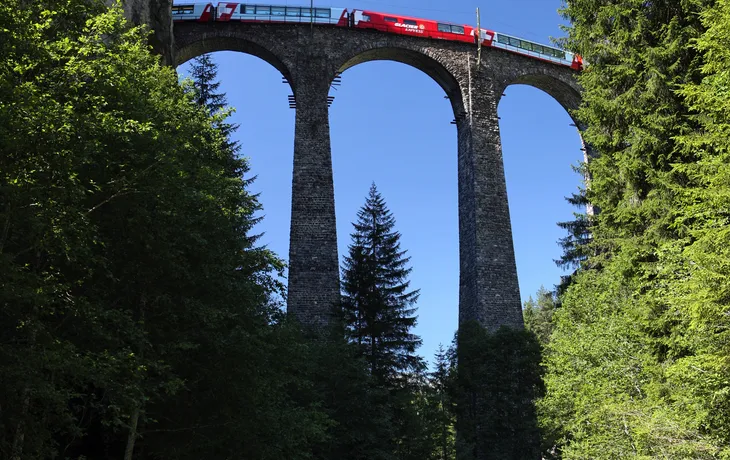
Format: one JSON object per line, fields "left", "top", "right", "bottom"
{"left": 403, "top": 19, "right": 417, "bottom": 25}
{"left": 244, "top": 5, "right": 255, "bottom": 14}
{"left": 271, "top": 6, "right": 285, "bottom": 15}
{"left": 384, "top": 16, "right": 397, "bottom": 22}
{"left": 497, "top": 34, "right": 509, "bottom": 45}
{"left": 256, "top": 6, "right": 271, "bottom": 14}
{"left": 508, "top": 36, "right": 520, "bottom": 47}
{"left": 172, "top": 5, "right": 194, "bottom": 14}
{"left": 451, "top": 25, "right": 465, "bottom": 34}
{"left": 520, "top": 40, "right": 532, "bottom": 51}
{"left": 286, "top": 7, "right": 300, "bottom": 16}
{"left": 438, "top": 23, "right": 451, "bottom": 32}
{"left": 301, "top": 8, "right": 312, "bottom": 17}
{"left": 533, "top": 44, "right": 544, "bottom": 54}
{"left": 315, "top": 8, "right": 330, "bottom": 18}
{"left": 546, "top": 47, "right": 565, "bottom": 59}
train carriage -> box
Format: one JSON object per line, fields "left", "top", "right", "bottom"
{"left": 216, "top": 3, "right": 349, "bottom": 26}
{"left": 352, "top": 10, "right": 476, "bottom": 45}
{"left": 479, "top": 29, "right": 584, "bottom": 70}
{"left": 172, "top": 2, "right": 214, "bottom": 22}
{"left": 170, "top": 2, "right": 583, "bottom": 70}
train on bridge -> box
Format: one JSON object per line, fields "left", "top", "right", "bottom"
{"left": 172, "top": 2, "right": 585, "bottom": 70}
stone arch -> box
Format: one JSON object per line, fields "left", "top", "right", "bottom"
{"left": 505, "top": 73, "right": 581, "bottom": 115}
{"left": 487, "top": 46, "right": 582, "bottom": 117}
{"left": 492, "top": 60, "right": 592, "bottom": 303}
{"left": 495, "top": 63, "right": 592, "bottom": 172}
{"left": 173, "top": 24, "right": 296, "bottom": 91}
{"left": 490, "top": 51, "right": 586, "bottom": 164}
{"left": 332, "top": 42, "right": 468, "bottom": 118}
{"left": 326, "top": 43, "right": 466, "bottom": 336}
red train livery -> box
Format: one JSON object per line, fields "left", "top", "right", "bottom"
{"left": 352, "top": 10, "right": 476, "bottom": 45}
{"left": 172, "top": 3, "right": 584, "bottom": 70}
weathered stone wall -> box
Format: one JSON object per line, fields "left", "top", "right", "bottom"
{"left": 171, "top": 23, "right": 581, "bottom": 332}
{"left": 109, "top": 0, "right": 174, "bottom": 64}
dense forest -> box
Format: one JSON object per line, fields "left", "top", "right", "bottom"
{"left": 0, "top": 2, "right": 458, "bottom": 458}
{"left": 529, "top": 0, "right": 730, "bottom": 457}
{"left": 3, "top": 0, "right": 730, "bottom": 459}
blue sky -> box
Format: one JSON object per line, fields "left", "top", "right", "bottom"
{"left": 179, "top": 0, "right": 583, "bottom": 365}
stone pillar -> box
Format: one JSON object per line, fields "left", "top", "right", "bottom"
{"left": 287, "top": 60, "right": 340, "bottom": 329}
{"left": 116, "top": 0, "right": 175, "bottom": 65}
{"left": 457, "top": 64, "right": 522, "bottom": 331}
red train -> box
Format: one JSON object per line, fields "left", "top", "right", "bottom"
{"left": 172, "top": 3, "right": 584, "bottom": 70}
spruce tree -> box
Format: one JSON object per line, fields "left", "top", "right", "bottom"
{"left": 522, "top": 286, "right": 557, "bottom": 347}
{"left": 190, "top": 53, "right": 227, "bottom": 115}
{"left": 554, "top": 183, "right": 593, "bottom": 297}
{"left": 189, "top": 53, "right": 258, "bottom": 238}
{"left": 429, "top": 344, "right": 456, "bottom": 460}
{"left": 341, "top": 183, "right": 422, "bottom": 387}
{"left": 538, "top": 0, "right": 726, "bottom": 457}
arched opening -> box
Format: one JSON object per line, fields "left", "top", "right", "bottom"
{"left": 329, "top": 57, "right": 460, "bottom": 363}
{"left": 497, "top": 83, "right": 584, "bottom": 303}
{"left": 177, "top": 51, "right": 295, "bottom": 289}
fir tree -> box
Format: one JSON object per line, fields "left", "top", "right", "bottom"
{"left": 429, "top": 344, "right": 456, "bottom": 460}
{"left": 190, "top": 53, "right": 227, "bottom": 115}
{"left": 189, "top": 53, "right": 258, "bottom": 238}
{"left": 341, "top": 183, "right": 422, "bottom": 387}
{"left": 522, "top": 286, "right": 557, "bottom": 347}
{"left": 538, "top": 0, "right": 726, "bottom": 457}
{"left": 554, "top": 178, "right": 593, "bottom": 296}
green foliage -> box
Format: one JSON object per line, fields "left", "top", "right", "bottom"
{"left": 454, "top": 322, "right": 543, "bottom": 460}
{"left": 339, "top": 183, "right": 465, "bottom": 460}
{"left": 539, "top": 263, "right": 720, "bottom": 459}
{"left": 555, "top": 177, "right": 594, "bottom": 296}
{"left": 523, "top": 286, "right": 558, "bottom": 346}
{"left": 191, "top": 53, "right": 228, "bottom": 114}
{"left": 428, "top": 344, "right": 457, "bottom": 460}
{"left": 341, "top": 183, "right": 423, "bottom": 386}
{"left": 0, "top": 2, "right": 334, "bottom": 458}
{"left": 537, "top": 0, "right": 730, "bottom": 457}
{"left": 0, "top": 3, "right": 460, "bottom": 459}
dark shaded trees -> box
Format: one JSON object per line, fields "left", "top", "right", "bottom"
{"left": 454, "top": 323, "right": 543, "bottom": 460}
{"left": 428, "top": 344, "right": 457, "bottom": 460}
{"left": 340, "top": 183, "right": 435, "bottom": 459}
{"left": 341, "top": 183, "right": 423, "bottom": 386}
{"left": 0, "top": 3, "right": 328, "bottom": 459}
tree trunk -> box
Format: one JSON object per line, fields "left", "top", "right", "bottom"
{"left": 124, "top": 406, "right": 140, "bottom": 460}
{"left": 125, "top": 295, "right": 147, "bottom": 460}
{"left": 10, "top": 388, "right": 31, "bottom": 460}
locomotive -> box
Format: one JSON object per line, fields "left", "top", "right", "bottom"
{"left": 171, "top": 2, "right": 584, "bottom": 70}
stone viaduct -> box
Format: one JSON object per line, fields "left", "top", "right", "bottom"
{"left": 119, "top": 0, "right": 582, "bottom": 332}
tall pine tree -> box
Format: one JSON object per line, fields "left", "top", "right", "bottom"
{"left": 189, "top": 53, "right": 260, "bottom": 244}
{"left": 538, "top": 0, "right": 727, "bottom": 457}
{"left": 341, "top": 183, "right": 422, "bottom": 387}
{"left": 190, "top": 53, "right": 227, "bottom": 114}
{"left": 429, "top": 344, "right": 457, "bottom": 460}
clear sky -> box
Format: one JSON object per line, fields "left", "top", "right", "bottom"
{"left": 178, "top": 0, "right": 584, "bottom": 366}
